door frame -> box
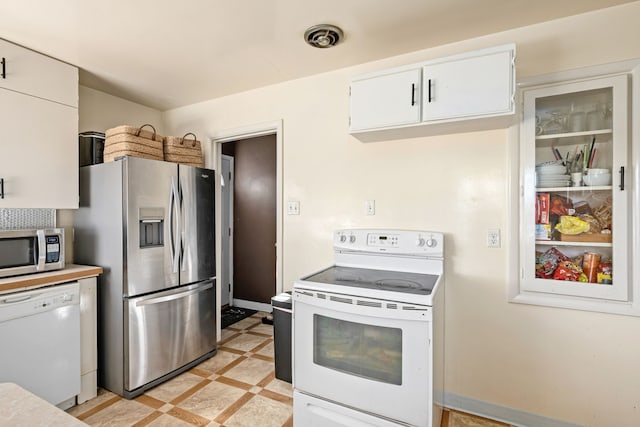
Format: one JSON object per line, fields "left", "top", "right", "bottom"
{"left": 221, "top": 154, "right": 234, "bottom": 308}
{"left": 209, "top": 120, "right": 283, "bottom": 336}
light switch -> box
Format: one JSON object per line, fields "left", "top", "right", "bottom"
{"left": 365, "top": 200, "right": 375, "bottom": 216}
{"left": 287, "top": 201, "right": 300, "bottom": 215}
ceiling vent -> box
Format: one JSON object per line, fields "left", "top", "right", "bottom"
{"left": 304, "top": 24, "right": 344, "bottom": 48}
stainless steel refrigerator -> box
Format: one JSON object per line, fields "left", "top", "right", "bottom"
{"left": 74, "top": 156, "right": 216, "bottom": 398}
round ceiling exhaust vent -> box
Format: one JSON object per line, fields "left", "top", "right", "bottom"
{"left": 304, "top": 24, "right": 344, "bottom": 48}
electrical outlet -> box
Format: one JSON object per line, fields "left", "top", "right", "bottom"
{"left": 365, "top": 200, "right": 375, "bottom": 216}
{"left": 487, "top": 228, "right": 501, "bottom": 248}
{"left": 287, "top": 201, "right": 300, "bottom": 215}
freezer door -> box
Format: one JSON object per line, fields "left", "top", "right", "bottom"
{"left": 179, "top": 165, "right": 216, "bottom": 284}
{"left": 125, "top": 280, "right": 216, "bottom": 391}
{"left": 125, "top": 157, "right": 179, "bottom": 296}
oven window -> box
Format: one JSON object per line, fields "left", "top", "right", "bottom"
{"left": 313, "top": 314, "right": 402, "bottom": 385}
{"left": 0, "top": 237, "right": 36, "bottom": 269}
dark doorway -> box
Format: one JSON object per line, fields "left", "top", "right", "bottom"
{"left": 222, "top": 134, "right": 277, "bottom": 305}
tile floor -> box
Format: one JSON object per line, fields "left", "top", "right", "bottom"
{"left": 68, "top": 311, "right": 510, "bottom": 427}
{"left": 68, "top": 312, "right": 292, "bottom": 426}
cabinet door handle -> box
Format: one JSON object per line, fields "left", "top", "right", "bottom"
{"left": 411, "top": 83, "right": 416, "bottom": 106}
{"left": 1, "top": 57, "right": 5, "bottom": 79}
{"left": 427, "top": 78, "right": 432, "bottom": 103}
{"left": 619, "top": 166, "right": 625, "bottom": 191}
{"left": 0, "top": 178, "right": 4, "bottom": 199}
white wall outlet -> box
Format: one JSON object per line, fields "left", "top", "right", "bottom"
{"left": 287, "top": 201, "right": 300, "bottom": 215}
{"left": 487, "top": 228, "right": 501, "bottom": 248}
{"left": 365, "top": 200, "right": 375, "bottom": 216}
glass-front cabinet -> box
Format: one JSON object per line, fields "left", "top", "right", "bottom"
{"left": 519, "top": 74, "right": 630, "bottom": 305}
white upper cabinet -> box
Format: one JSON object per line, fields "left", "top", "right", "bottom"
{"left": 0, "top": 39, "right": 78, "bottom": 209}
{"left": 422, "top": 47, "right": 514, "bottom": 122}
{"left": 0, "top": 38, "right": 78, "bottom": 107}
{"left": 349, "top": 68, "right": 421, "bottom": 131}
{"left": 349, "top": 44, "right": 515, "bottom": 140}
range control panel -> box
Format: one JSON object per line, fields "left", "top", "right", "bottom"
{"left": 334, "top": 229, "right": 444, "bottom": 257}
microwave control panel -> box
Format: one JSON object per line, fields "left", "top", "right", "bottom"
{"left": 45, "top": 235, "right": 61, "bottom": 263}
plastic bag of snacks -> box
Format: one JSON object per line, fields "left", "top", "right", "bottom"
{"left": 536, "top": 247, "right": 568, "bottom": 278}
{"left": 552, "top": 260, "right": 583, "bottom": 281}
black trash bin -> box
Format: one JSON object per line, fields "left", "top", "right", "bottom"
{"left": 271, "top": 291, "right": 292, "bottom": 383}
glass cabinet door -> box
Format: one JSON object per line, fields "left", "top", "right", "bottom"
{"left": 520, "top": 75, "right": 630, "bottom": 302}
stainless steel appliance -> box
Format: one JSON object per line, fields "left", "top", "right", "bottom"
{"left": 74, "top": 156, "right": 216, "bottom": 398}
{"left": 0, "top": 282, "right": 80, "bottom": 409}
{"left": 293, "top": 229, "right": 445, "bottom": 427}
{"left": 78, "top": 131, "right": 105, "bottom": 166}
{"left": 0, "top": 228, "right": 64, "bottom": 278}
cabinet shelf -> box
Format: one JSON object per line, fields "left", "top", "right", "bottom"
{"left": 536, "top": 129, "right": 612, "bottom": 140}
{"left": 535, "top": 185, "right": 612, "bottom": 192}
{"left": 535, "top": 240, "right": 612, "bottom": 248}
{"left": 535, "top": 129, "right": 612, "bottom": 148}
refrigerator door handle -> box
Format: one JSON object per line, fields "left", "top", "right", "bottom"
{"left": 169, "top": 177, "right": 180, "bottom": 273}
{"left": 134, "top": 281, "right": 214, "bottom": 306}
{"left": 176, "top": 181, "right": 186, "bottom": 271}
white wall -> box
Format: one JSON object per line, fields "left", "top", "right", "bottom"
{"left": 58, "top": 86, "right": 163, "bottom": 262}
{"left": 161, "top": 3, "right": 640, "bottom": 426}
{"left": 78, "top": 86, "right": 164, "bottom": 134}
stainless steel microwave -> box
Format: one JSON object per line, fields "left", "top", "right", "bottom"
{"left": 0, "top": 228, "right": 65, "bottom": 278}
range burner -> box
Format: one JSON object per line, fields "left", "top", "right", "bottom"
{"left": 303, "top": 265, "right": 438, "bottom": 296}
{"left": 374, "top": 279, "right": 423, "bottom": 290}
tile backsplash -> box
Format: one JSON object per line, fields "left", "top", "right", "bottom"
{"left": 0, "top": 208, "right": 56, "bottom": 230}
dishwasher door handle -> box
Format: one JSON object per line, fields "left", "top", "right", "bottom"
{"left": 1, "top": 294, "right": 33, "bottom": 304}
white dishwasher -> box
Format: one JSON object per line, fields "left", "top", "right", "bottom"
{"left": 0, "top": 282, "right": 81, "bottom": 408}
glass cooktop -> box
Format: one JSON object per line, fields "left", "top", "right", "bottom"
{"left": 302, "top": 266, "right": 438, "bottom": 295}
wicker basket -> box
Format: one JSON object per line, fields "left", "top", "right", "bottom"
{"left": 163, "top": 133, "right": 204, "bottom": 167}
{"left": 104, "top": 124, "right": 164, "bottom": 162}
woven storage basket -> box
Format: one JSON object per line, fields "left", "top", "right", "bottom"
{"left": 163, "top": 133, "right": 204, "bottom": 167}
{"left": 104, "top": 124, "right": 164, "bottom": 162}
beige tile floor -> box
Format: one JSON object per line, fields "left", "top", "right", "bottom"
{"left": 68, "top": 312, "right": 510, "bottom": 427}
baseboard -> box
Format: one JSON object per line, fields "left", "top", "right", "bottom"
{"left": 444, "top": 392, "right": 584, "bottom": 427}
{"left": 232, "top": 299, "right": 272, "bottom": 313}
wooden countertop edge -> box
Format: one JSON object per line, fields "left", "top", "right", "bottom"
{"left": 0, "top": 265, "right": 103, "bottom": 294}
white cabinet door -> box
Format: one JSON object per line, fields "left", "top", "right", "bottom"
{"left": 349, "top": 68, "right": 421, "bottom": 131}
{"left": 0, "top": 38, "right": 78, "bottom": 107}
{"left": 422, "top": 48, "right": 514, "bottom": 122}
{"left": 0, "top": 88, "right": 78, "bottom": 208}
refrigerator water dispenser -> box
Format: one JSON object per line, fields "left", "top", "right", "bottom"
{"left": 139, "top": 208, "right": 164, "bottom": 248}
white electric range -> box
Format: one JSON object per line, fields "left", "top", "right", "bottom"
{"left": 292, "top": 229, "right": 445, "bottom": 427}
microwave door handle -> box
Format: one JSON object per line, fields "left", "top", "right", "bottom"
{"left": 36, "top": 229, "right": 46, "bottom": 271}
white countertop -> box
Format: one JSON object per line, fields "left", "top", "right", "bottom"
{"left": 0, "top": 383, "right": 87, "bottom": 426}
{"left": 0, "top": 264, "right": 103, "bottom": 295}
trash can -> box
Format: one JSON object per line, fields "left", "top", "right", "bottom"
{"left": 271, "top": 291, "right": 292, "bottom": 383}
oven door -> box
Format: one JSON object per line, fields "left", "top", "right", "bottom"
{"left": 293, "top": 287, "right": 432, "bottom": 427}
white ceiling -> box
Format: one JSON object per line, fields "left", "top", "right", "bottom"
{"left": 0, "top": 0, "right": 635, "bottom": 110}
